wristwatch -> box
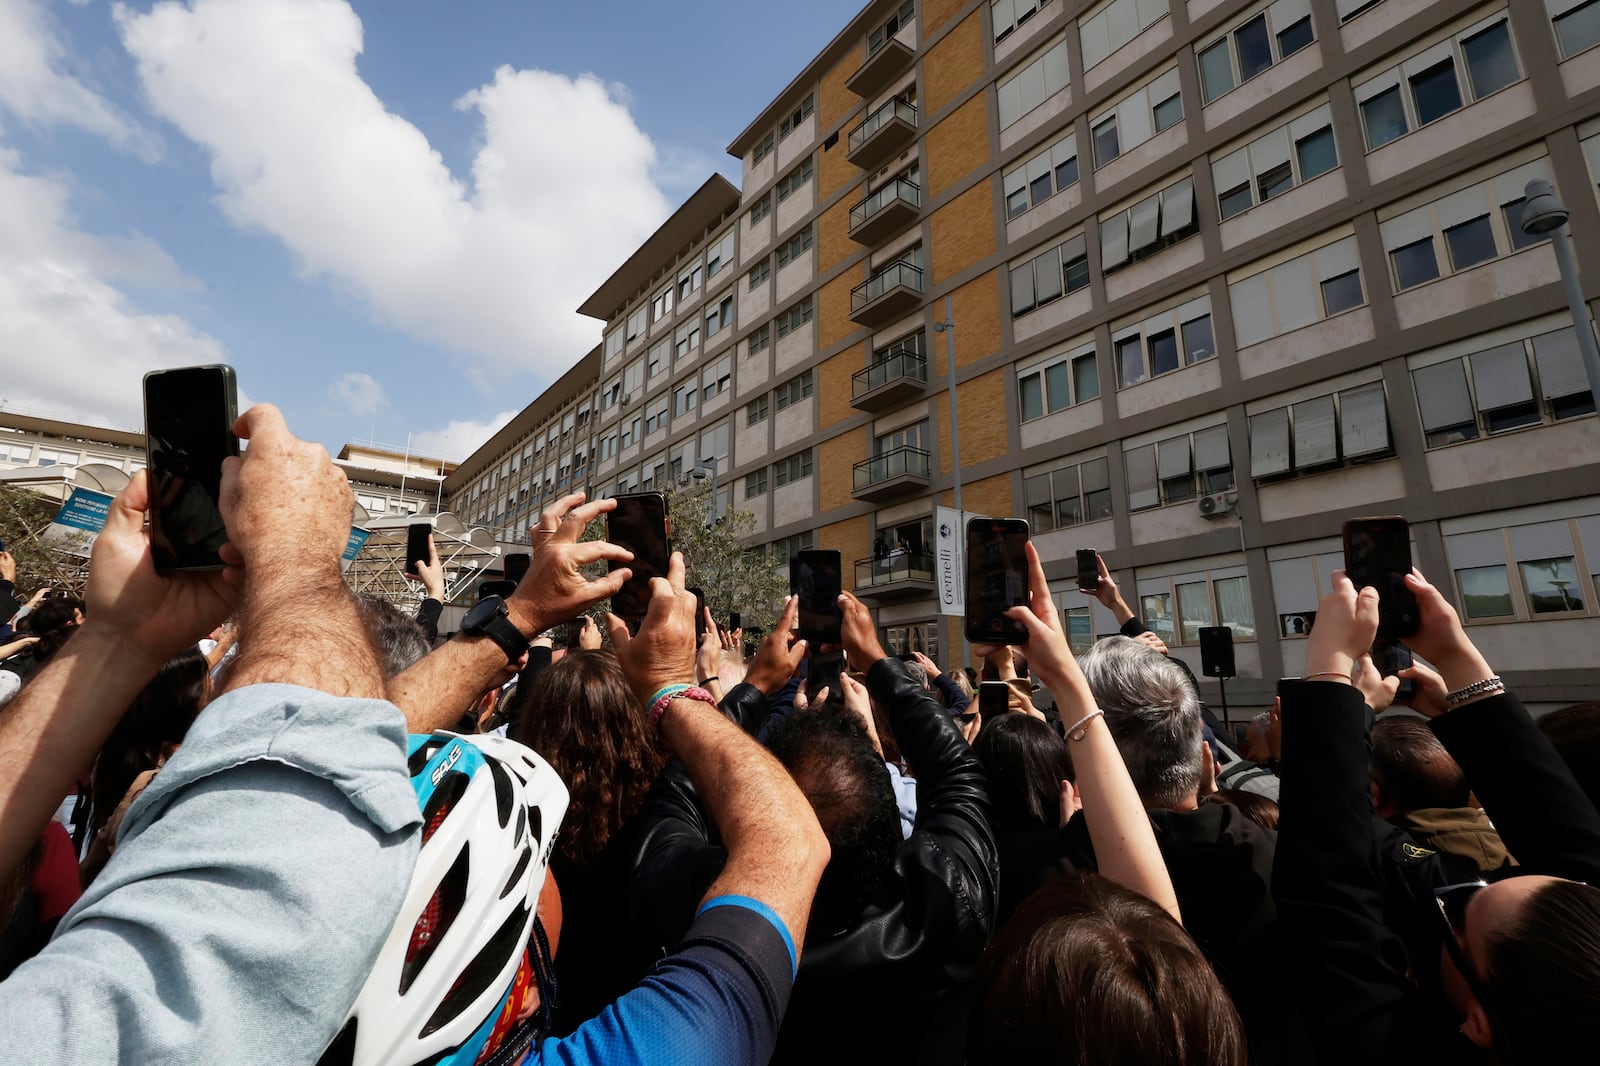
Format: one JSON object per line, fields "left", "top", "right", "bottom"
{"left": 461, "top": 595, "right": 531, "bottom": 664}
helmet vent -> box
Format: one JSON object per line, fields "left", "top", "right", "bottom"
{"left": 420, "top": 770, "right": 470, "bottom": 847}
{"left": 400, "top": 844, "right": 469, "bottom": 995}
{"left": 501, "top": 845, "right": 532, "bottom": 900}
{"left": 488, "top": 756, "right": 514, "bottom": 828}
{"left": 420, "top": 902, "right": 531, "bottom": 1037}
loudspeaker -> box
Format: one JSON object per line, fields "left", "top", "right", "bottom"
{"left": 1198, "top": 626, "right": 1236, "bottom": 678}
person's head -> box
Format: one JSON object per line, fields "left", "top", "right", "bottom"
{"left": 969, "top": 873, "right": 1246, "bottom": 1065}
{"left": 949, "top": 669, "right": 975, "bottom": 702}
{"left": 1370, "top": 716, "right": 1468, "bottom": 819}
{"left": 1080, "top": 637, "right": 1205, "bottom": 809}
{"left": 973, "top": 714, "right": 1073, "bottom": 835}
{"left": 509, "top": 650, "right": 664, "bottom": 867}
{"left": 26, "top": 595, "right": 85, "bottom": 663}
{"left": 1438, "top": 875, "right": 1600, "bottom": 1060}
{"left": 766, "top": 704, "right": 900, "bottom": 935}
{"left": 353, "top": 593, "right": 431, "bottom": 679}
{"left": 1538, "top": 702, "right": 1600, "bottom": 813}
{"left": 91, "top": 646, "right": 210, "bottom": 836}
{"left": 1202, "top": 788, "right": 1280, "bottom": 832}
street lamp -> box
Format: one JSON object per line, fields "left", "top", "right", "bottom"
{"left": 1521, "top": 179, "right": 1600, "bottom": 415}
{"left": 692, "top": 456, "right": 720, "bottom": 526}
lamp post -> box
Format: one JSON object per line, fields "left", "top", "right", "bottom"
{"left": 933, "top": 295, "right": 968, "bottom": 668}
{"left": 1521, "top": 179, "right": 1600, "bottom": 413}
{"left": 693, "top": 456, "right": 720, "bottom": 527}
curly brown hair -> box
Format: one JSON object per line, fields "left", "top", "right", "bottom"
{"left": 509, "top": 650, "right": 666, "bottom": 867}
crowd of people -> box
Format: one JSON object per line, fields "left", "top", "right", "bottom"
{"left": 0, "top": 404, "right": 1598, "bottom": 1064}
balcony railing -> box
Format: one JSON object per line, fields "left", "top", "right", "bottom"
{"left": 852, "top": 259, "right": 924, "bottom": 313}
{"left": 848, "top": 177, "right": 921, "bottom": 244}
{"left": 847, "top": 97, "right": 918, "bottom": 168}
{"left": 853, "top": 445, "right": 932, "bottom": 492}
{"left": 852, "top": 351, "right": 928, "bottom": 399}
{"left": 855, "top": 550, "right": 935, "bottom": 590}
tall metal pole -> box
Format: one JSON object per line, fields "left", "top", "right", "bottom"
{"left": 1549, "top": 228, "right": 1600, "bottom": 411}
{"left": 934, "top": 295, "right": 966, "bottom": 668}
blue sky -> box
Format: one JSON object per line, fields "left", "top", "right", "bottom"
{"left": 0, "top": 0, "right": 864, "bottom": 460}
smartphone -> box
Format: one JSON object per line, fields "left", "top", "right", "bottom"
{"left": 964, "top": 517, "right": 1031, "bottom": 646}
{"left": 729, "top": 610, "right": 741, "bottom": 632}
{"left": 478, "top": 580, "right": 517, "bottom": 601}
{"left": 405, "top": 523, "right": 432, "bottom": 578}
{"left": 1076, "top": 549, "right": 1100, "bottom": 593}
{"left": 806, "top": 649, "right": 846, "bottom": 705}
{"left": 791, "top": 549, "right": 843, "bottom": 644}
{"left": 608, "top": 492, "right": 670, "bottom": 620}
{"left": 566, "top": 618, "right": 584, "bottom": 648}
{"left": 1343, "top": 517, "right": 1420, "bottom": 640}
{"left": 1372, "top": 640, "right": 1417, "bottom": 703}
{"left": 504, "top": 552, "right": 531, "bottom": 587}
{"left": 979, "top": 680, "right": 1010, "bottom": 723}
{"left": 690, "top": 586, "right": 707, "bottom": 641}
{"left": 144, "top": 365, "right": 239, "bottom": 573}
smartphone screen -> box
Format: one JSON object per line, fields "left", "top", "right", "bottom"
{"left": 1076, "top": 549, "right": 1100, "bottom": 592}
{"left": 144, "top": 365, "right": 239, "bottom": 573}
{"left": 1343, "top": 517, "right": 1420, "bottom": 639}
{"left": 478, "top": 580, "right": 516, "bottom": 601}
{"left": 504, "top": 552, "right": 531, "bottom": 587}
{"left": 729, "top": 610, "right": 741, "bottom": 632}
{"left": 405, "top": 523, "right": 432, "bottom": 578}
{"left": 608, "top": 492, "right": 669, "bottom": 619}
{"left": 964, "top": 518, "right": 1031, "bottom": 646}
{"left": 791, "top": 549, "right": 843, "bottom": 644}
{"left": 1372, "top": 640, "right": 1417, "bottom": 703}
{"left": 979, "top": 681, "right": 1010, "bottom": 722}
{"left": 690, "top": 586, "right": 707, "bottom": 641}
{"left": 806, "top": 649, "right": 846, "bottom": 704}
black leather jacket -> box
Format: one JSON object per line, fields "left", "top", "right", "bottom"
{"left": 626, "top": 659, "right": 998, "bottom": 1066}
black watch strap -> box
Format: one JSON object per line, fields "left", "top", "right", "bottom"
{"left": 478, "top": 614, "right": 530, "bottom": 663}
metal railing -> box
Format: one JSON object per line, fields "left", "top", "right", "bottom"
{"left": 848, "top": 96, "right": 918, "bottom": 154}
{"left": 849, "top": 176, "right": 922, "bottom": 232}
{"left": 851, "top": 259, "right": 925, "bottom": 312}
{"left": 853, "top": 445, "right": 932, "bottom": 490}
{"left": 855, "top": 550, "right": 935, "bottom": 588}
{"left": 852, "top": 351, "right": 928, "bottom": 398}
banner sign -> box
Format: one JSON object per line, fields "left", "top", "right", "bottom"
{"left": 43, "top": 488, "right": 114, "bottom": 557}
{"left": 341, "top": 527, "right": 372, "bottom": 572}
{"left": 935, "top": 506, "right": 965, "bottom": 617}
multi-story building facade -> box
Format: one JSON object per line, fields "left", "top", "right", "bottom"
{"left": 336, "top": 442, "right": 454, "bottom": 522}
{"left": 0, "top": 412, "right": 148, "bottom": 500}
{"left": 449, "top": 0, "right": 1600, "bottom": 715}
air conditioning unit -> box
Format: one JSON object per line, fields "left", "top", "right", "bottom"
{"left": 1197, "top": 492, "right": 1237, "bottom": 518}
{"left": 619, "top": 394, "right": 633, "bottom": 406}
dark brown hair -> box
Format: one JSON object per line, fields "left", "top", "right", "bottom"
{"left": 1371, "top": 716, "right": 1468, "bottom": 813}
{"left": 1539, "top": 702, "right": 1600, "bottom": 814}
{"left": 973, "top": 714, "right": 1074, "bottom": 836}
{"left": 509, "top": 650, "right": 665, "bottom": 866}
{"left": 1482, "top": 879, "right": 1600, "bottom": 1061}
{"left": 90, "top": 646, "right": 209, "bottom": 839}
{"left": 969, "top": 873, "right": 1247, "bottom": 1066}
{"left": 1203, "top": 788, "right": 1280, "bottom": 832}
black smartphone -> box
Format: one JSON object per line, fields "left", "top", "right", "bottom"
{"left": 1372, "top": 640, "right": 1417, "bottom": 703}
{"left": 979, "top": 680, "right": 1010, "bottom": 723}
{"left": 729, "top": 610, "right": 741, "bottom": 632}
{"left": 405, "top": 523, "right": 432, "bottom": 578}
{"left": 608, "top": 492, "right": 670, "bottom": 620}
{"left": 1076, "top": 549, "right": 1099, "bottom": 593}
{"left": 690, "top": 586, "right": 707, "bottom": 641}
{"left": 806, "top": 649, "right": 846, "bottom": 704}
{"left": 479, "top": 580, "right": 516, "bottom": 601}
{"left": 0, "top": 536, "right": 7, "bottom": 552}
{"left": 566, "top": 618, "right": 584, "bottom": 648}
{"left": 144, "top": 365, "right": 239, "bottom": 573}
{"left": 504, "top": 552, "right": 531, "bottom": 587}
{"left": 791, "top": 549, "right": 843, "bottom": 644}
{"left": 1343, "top": 516, "right": 1420, "bottom": 640}
{"left": 964, "top": 517, "right": 1031, "bottom": 646}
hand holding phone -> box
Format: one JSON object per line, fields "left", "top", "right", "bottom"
{"left": 979, "top": 680, "right": 1010, "bottom": 723}
{"left": 404, "top": 523, "right": 432, "bottom": 579}
{"left": 608, "top": 492, "right": 670, "bottom": 620}
{"left": 1076, "top": 549, "right": 1100, "bottom": 593}
{"left": 965, "top": 518, "right": 1031, "bottom": 646}
{"left": 792, "top": 550, "right": 843, "bottom": 644}
{"left": 144, "top": 365, "right": 239, "bottom": 572}
{"left": 1343, "top": 517, "right": 1420, "bottom": 639}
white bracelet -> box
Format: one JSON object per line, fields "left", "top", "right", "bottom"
{"left": 1063, "top": 708, "right": 1105, "bottom": 742}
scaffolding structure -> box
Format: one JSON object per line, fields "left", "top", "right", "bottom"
{"left": 342, "top": 512, "right": 502, "bottom": 608}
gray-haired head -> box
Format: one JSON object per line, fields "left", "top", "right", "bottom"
{"left": 903, "top": 661, "right": 930, "bottom": 691}
{"left": 1079, "top": 636, "right": 1204, "bottom": 809}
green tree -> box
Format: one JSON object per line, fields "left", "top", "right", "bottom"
{"left": 0, "top": 483, "right": 89, "bottom": 596}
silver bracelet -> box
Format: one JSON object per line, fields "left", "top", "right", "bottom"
{"left": 1064, "top": 708, "right": 1105, "bottom": 742}
{"left": 1444, "top": 675, "right": 1504, "bottom": 708}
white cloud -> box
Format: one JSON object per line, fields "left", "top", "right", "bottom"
{"left": 0, "top": 144, "right": 226, "bottom": 430}
{"left": 412, "top": 410, "right": 518, "bottom": 464}
{"left": 0, "top": 0, "right": 159, "bottom": 158}
{"left": 330, "top": 371, "right": 385, "bottom": 417}
{"left": 115, "top": 0, "right": 675, "bottom": 386}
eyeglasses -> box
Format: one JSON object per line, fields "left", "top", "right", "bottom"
{"left": 1433, "top": 881, "right": 1491, "bottom": 1003}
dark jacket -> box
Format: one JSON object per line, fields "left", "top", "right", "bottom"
{"left": 626, "top": 658, "right": 998, "bottom": 1066}
{"left": 1396, "top": 807, "right": 1516, "bottom": 877}
{"left": 1273, "top": 684, "right": 1600, "bottom": 1065}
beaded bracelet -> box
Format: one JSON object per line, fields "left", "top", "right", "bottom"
{"left": 1063, "top": 708, "right": 1105, "bottom": 742}
{"left": 1445, "top": 675, "right": 1504, "bottom": 708}
{"left": 649, "top": 684, "right": 718, "bottom": 732}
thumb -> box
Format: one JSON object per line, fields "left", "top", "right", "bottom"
{"left": 605, "top": 612, "right": 631, "bottom": 651}
{"left": 104, "top": 469, "right": 153, "bottom": 540}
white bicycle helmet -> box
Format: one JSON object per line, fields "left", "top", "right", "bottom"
{"left": 319, "top": 731, "right": 569, "bottom": 1066}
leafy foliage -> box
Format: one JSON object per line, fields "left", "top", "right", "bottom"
{"left": 0, "top": 483, "right": 89, "bottom": 596}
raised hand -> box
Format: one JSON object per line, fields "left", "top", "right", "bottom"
{"left": 836, "top": 591, "right": 888, "bottom": 673}
{"left": 1303, "top": 570, "right": 1378, "bottom": 685}
{"left": 511, "top": 493, "right": 632, "bottom": 638}
{"left": 219, "top": 404, "right": 352, "bottom": 579}
{"left": 409, "top": 535, "right": 445, "bottom": 601}
{"left": 607, "top": 551, "right": 697, "bottom": 705}
{"left": 1396, "top": 656, "right": 1450, "bottom": 719}
{"left": 697, "top": 607, "right": 721, "bottom": 683}
{"left": 909, "top": 650, "right": 941, "bottom": 678}
{"left": 745, "top": 597, "right": 807, "bottom": 696}
{"left": 1401, "top": 568, "right": 1496, "bottom": 695}
{"left": 1351, "top": 653, "right": 1399, "bottom": 714}
{"left": 577, "top": 614, "right": 603, "bottom": 650}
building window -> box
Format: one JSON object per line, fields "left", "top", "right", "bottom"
{"left": 1115, "top": 298, "right": 1215, "bottom": 388}
{"left": 677, "top": 263, "right": 704, "bottom": 302}
{"left": 1078, "top": 0, "right": 1169, "bottom": 69}
{"left": 746, "top": 395, "right": 770, "bottom": 426}
{"left": 748, "top": 257, "right": 772, "bottom": 290}
{"left": 1212, "top": 102, "right": 1337, "bottom": 221}
{"left": 776, "top": 225, "right": 814, "bottom": 268}
{"left": 1024, "top": 456, "right": 1112, "bottom": 531}
{"left": 1198, "top": 0, "right": 1315, "bottom": 104}
{"left": 1138, "top": 568, "right": 1255, "bottom": 644}
{"left": 1089, "top": 66, "right": 1182, "bottom": 168}
{"left": 779, "top": 94, "right": 815, "bottom": 139}
{"left": 749, "top": 195, "right": 772, "bottom": 226}
{"left": 705, "top": 294, "right": 735, "bottom": 338}
{"left": 1380, "top": 161, "right": 1546, "bottom": 292}
{"left": 774, "top": 449, "right": 815, "bottom": 486}
{"left": 1229, "top": 234, "right": 1366, "bottom": 346}
{"left": 1354, "top": 15, "right": 1521, "bottom": 150}
{"left": 1004, "top": 132, "right": 1078, "bottom": 220}
{"left": 746, "top": 468, "right": 769, "bottom": 497}
{"left": 993, "top": 0, "right": 1046, "bottom": 43}
{"left": 776, "top": 296, "right": 814, "bottom": 338}
{"left": 777, "top": 156, "right": 814, "bottom": 202}
{"left": 1554, "top": 0, "right": 1600, "bottom": 58}
{"left": 997, "top": 37, "right": 1071, "bottom": 129}
{"left": 1153, "top": 90, "right": 1184, "bottom": 132}
{"left": 674, "top": 322, "right": 701, "bottom": 361}
{"left": 705, "top": 230, "right": 735, "bottom": 279}
{"left": 701, "top": 355, "right": 733, "bottom": 403}
{"left": 619, "top": 416, "right": 640, "bottom": 451}
{"left": 1249, "top": 382, "right": 1392, "bottom": 479}
{"left": 604, "top": 328, "right": 624, "bottom": 361}
{"left": 748, "top": 324, "right": 772, "bottom": 356}
{"left": 1010, "top": 232, "right": 1089, "bottom": 316}
{"left": 775, "top": 369, "right": 815, "bottom": 410}
{"left": 1100, "top": 176, "right": 1197, "bottom": 274}
{"left": 626, "top": 307, "right": 647, "bottom": 341}
{"left": 644, "top": 397, "right": 669, "bottom": 436}
{"left": 1412, "top": 326, "right": 1596, "bottom": 447}
{"left": 1017, "top": 345, "right": 1099, "bottom": 420}
{"left": 1125, "top": 424, "right": 1232, "bottom": 510}
{"left": 1446, "top": 518, "right": 1600, "bottom": 623}
{"left": 752, "top": 132, "right": 775, "bottom": 165}
{"left": 673, "top": 379, "right": 699, "bottom": 418}
{"left": 872, "top": 0, "right": 916, "bottom": 51}
{"left": 648, "top": 337, "right": 670, "bottom": 378}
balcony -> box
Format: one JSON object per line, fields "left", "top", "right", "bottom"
{"left": 854, "top": 550, "right": 935, "bottom": 602}
{"left": 852, "top": 445, "right": 931, "bottom": 501}
{"left": 848, "top": 176, "right": 921, "bottom": 246}
{"left": 850, "top": 259, "right": 924, "bottom": 328}
{"left": 851, "top": 350, "right": 928, "bottom": 412}
{"left": 847, "top": 97, "right": 918, "bottom": 170}
{"left": 846, "top": 36, "right": 914, "bottom": 99}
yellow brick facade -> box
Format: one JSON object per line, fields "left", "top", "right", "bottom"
{"left": 926, "top": 94, "right": 989, "bottom": 199}
{"left": 928, "top": 182, "right": 994, "bottom": 285}
{"left": 817, "top": 271, "right": 859, "bottom": 351}
{"left": 820, "top": 515, "right": 871, "bottom": 585}
{"left": 819, "top": 428, "right": 867, "bottom": 512}
{"left": 922, "top": 0, "right": 971, "bottom": 39}
{"left": 948, "top": 270, "right": 1002, "bottom": 367}
{"left": 938, "top": 368, "right": 1009, "bottom": 470}
{"left": 818, "top": 342, "right": 866, "bottom": 429}
{"left": 923, "top": 10, "right": 985, "bottom": 117}
{"left": 818, "top": 55, "right": 859, "bottom": 136}
{"left": 816, "top": 193, "right": 857, "bottom": 276}
{"left": 941, "top": 471, "right": 1014, "bottom": 520}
